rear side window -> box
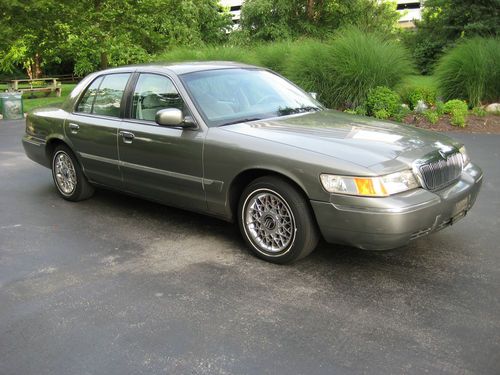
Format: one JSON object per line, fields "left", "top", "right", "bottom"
{"left": 76, "top": 73, "right": 130, "bottom": 117}
{"left": 76, "top": 77, "right": 103, "bottom": 114}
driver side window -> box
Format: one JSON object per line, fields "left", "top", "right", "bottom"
{"left": 131, "top": 74, "right": 184, "bottom": 122}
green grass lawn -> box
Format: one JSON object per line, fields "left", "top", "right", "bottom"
{"left": 1, "top": 83, "right": 77, "bottom": 113}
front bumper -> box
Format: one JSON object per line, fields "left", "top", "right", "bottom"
{"left": 311, "top": 163, "right": 483, "bottom": 250}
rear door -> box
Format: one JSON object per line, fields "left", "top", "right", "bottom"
{"left": 117, "top": 73, "right": 206, "bottom": 211}
{"left": 66, "top": 73, "right": 131, "bottom": 187}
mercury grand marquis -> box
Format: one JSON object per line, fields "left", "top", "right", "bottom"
{"left": 22, "top": 62, "right": 483, "bottom": 263}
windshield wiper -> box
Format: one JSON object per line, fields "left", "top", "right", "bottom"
{"left": 278, "top": 106, "right": 321, "bottom": 116}
{"left": 219, "top": 117, "right": 264, "bottom": 127}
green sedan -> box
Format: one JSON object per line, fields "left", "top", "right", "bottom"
{"left": 22, "top": 62, "right": 483, "bottom": 263}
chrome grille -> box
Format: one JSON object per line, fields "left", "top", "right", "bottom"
{"left": 418, "top": 152, "right": 463, "bottom": 190}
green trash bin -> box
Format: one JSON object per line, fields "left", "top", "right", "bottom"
{"left": 0, "top": 92, "right": 24, "bottom": 120}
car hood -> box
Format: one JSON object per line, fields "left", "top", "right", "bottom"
{"left": 221, "top": 110, "right": 461, "bottom": 172}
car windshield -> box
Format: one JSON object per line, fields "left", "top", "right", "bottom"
{"left": 180, "top": 68, "right": 323, "bottom": 127}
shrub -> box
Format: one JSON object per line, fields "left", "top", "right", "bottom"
{"left": 366, "top": 86, "right": 402, "bottom": 119}
{"left": 472, "top": 107, "right": 487, "bottom": 117}
{"left": 396, "top": 75, "right": 439, "bottom": 109}
{"left": 393, "top": 105, "right": 411, "bottom": 122}
{"left": 435, "top": 101, "right": 446, "bottom": 116}
{"left": 423, "top": 110, "right": 440, "bottom": 124}
{"left": 435, "top": 37, "right": 500, "bottom": 108}
{"left": 444, "top": 99, "right": 468, "bottom": 127}
{"left": 285, "top": 27, "right": 414, "bottom": 109}
{"left": 344, "top": 105, "right": 367, "bottom": 116}
{"left": 373, "top": 109, "right": 390, "bottom": 120}
{"left": 406, "top": 86, "right": 438, "bottom": 109}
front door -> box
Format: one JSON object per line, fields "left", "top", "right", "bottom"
{"left": 117, "top": 73, "right": 205, "bottom": 211}
{"left": 66, "top": 73, "right": 131, "bottom": 187}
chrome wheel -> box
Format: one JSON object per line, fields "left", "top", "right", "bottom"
{"left": 243, "top": 189, "right": 296, "bottom": 254}
{"left": 53, "top": 151, "right": 77, "bottom": 196}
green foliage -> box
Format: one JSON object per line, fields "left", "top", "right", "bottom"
{"left": 0, "top": 0, "right": 72, "bottom": 77}
{"left": 435, "top": 37, "right": 500, "bottom": 107}
{"left": 373, "top": 109, "right": 390, "bottom": 120}
{"left": 240, "top": 0, "right": 400, "bottom": 41}
{"left": 435, "top": 101, "right": 446, "bottom": 116}
{"left": 253, "top": 41, "right": 295, "bottom": 73}
{"left": 393, "top": 105, "right": 411, "bottom": 122}
{"left": 444, "top": 99, "right": 469, "bottom": 127}
{"left": 423, "top": 110, "right": 440, "bottom": 124}
{"left": 406, "top": 87, "right": 438, "bottom": 109}
{"left": 282, "top": 39, "right": 335, "bottom": 104}
{"left": 344, "top": 105, "right": 367, "bottom": 116}
{"left": 472, "top": 107, "right": 487, "bottom": 117}
{"left": 0, "top": 0, "right": 232, "bottom": 77}
{"left": 396, "top": 75, "right": 439, "bottom": 109}
{"left": 288, "top": 28, "right": 412, "bottom": 108}
{"left": 155, "top": 45, "right": 258, "bottom": 65}
{"left": 404, "top": 0, "right": 500, "bottom": 74}
{"left": 366, "top": 86, "right": 402, "bottom": 119}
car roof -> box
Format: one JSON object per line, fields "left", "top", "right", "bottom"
{"left": 96, "top": 61, "right": 260, "bottom": 76}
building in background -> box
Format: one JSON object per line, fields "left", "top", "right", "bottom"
{"left": 219, "top": 0, "right": 425, "bottom": 29}
{"left": 396, "top": 0, "right": 425, "bottom": 28}
{"left": 220, "top": 0, "right": 243, "bottom": 28}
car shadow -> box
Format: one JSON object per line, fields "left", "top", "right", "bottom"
{"left": 85, "top": 187, "right": 436, "bottom": 274}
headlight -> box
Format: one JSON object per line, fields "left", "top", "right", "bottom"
{"left": 459, "top": 146, "right": 470, "bottom": 166}
{"left": 320, "top": 170, "right": 420, "bottom": 197}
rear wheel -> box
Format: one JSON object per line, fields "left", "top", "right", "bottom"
{"left": 51, "top": 144, "right": 94, "bottom": 201}
{"left": 238, "top": 176, "right": 319, "bottom": 264}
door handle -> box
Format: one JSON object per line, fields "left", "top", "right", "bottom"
{"left": 68, "top": 123, "right": 79, "bottom": 134}
{"left": 119, "top": 130, "right": 135, "bottom": 143}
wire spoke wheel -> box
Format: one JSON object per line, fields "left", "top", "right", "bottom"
{"left": 53, "top": 151, "right": 77, "bottom": 195}
{"left": 244, "top": 189, "right": 296, "bottom": 254}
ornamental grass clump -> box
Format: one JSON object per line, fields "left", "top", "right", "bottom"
{"left": 284, "top": 28, "right": 414, "bottom": 109}
{"left": 327, "top": 27, "right": 413, "bottom": 108}
{"left": 254, "top": 41, "right": 295, "bottom": 74}
{"left": 283, "top": 39, "right": 337, "bottom": 105}
{"left": 155, "top": 45, "right": 258, "bottom": 65}
{"left": 436, "top": 37, "right": 500, "bottom": 108}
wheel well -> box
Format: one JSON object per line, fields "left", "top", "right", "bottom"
{"left": 228, "top": 169, "right": 310, "bottom": 220}
{"left": 45, "top": 138, "right": 67, "bottom": 161}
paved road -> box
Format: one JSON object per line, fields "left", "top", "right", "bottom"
{"left": 0, "top": 119, "right": 499, "bottom": 375}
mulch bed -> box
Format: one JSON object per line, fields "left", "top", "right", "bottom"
{"left": 403, "top": 114, "right": 500, "bottom": 134}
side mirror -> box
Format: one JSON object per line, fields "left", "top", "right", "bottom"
{"left": 309, "top": 92, "right": 318, "bottom": 100}
{"left": 155, "top": 108, "right": 194, "bottom": 128}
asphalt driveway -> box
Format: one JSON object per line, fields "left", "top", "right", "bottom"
{"left": 1, "top": 119, "right": 499, "bottom": 374}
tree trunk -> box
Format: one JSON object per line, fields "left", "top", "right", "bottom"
{"left": 26, "top": 64, "right": 33, "bottom": 80}
{"left": 307, "top": 0, "right": 315, "bottom": 21}
{"left": 100, "top": 51, "right": 109, "bottom": 70}
{"left": 33, "top": 53, "right": 42, "bottom": 78}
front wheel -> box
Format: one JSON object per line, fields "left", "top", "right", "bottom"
{"left": 238, "top": 176, "right": 320, "bottom": 264}
{"left": 51, "top": 144, "right": 94, "bottom": 201}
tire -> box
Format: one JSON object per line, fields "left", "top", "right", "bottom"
{"left": 238, "top": 176, "right": 320, "bottom": 264}
{"left": 51, "top": 144, "right": 94, "bottom": 201}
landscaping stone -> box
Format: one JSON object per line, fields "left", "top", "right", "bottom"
{"left": 485, "top": 103, "right": 500, "bottom": 113}
{"left": 414, "top": 100, "right": 428, "bottom": 113}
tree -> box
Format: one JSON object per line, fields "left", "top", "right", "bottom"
{"left": 239, "top": 0, "right": 400, "bottom": 41}
{"left": 0, "top": 0, "right": 73, "bottom": 78}
{"left": 408, "top": 0, "right": 500, "bottom": 74}
{"left": 0, "top": 0, "right": 232, "bottom": 77}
